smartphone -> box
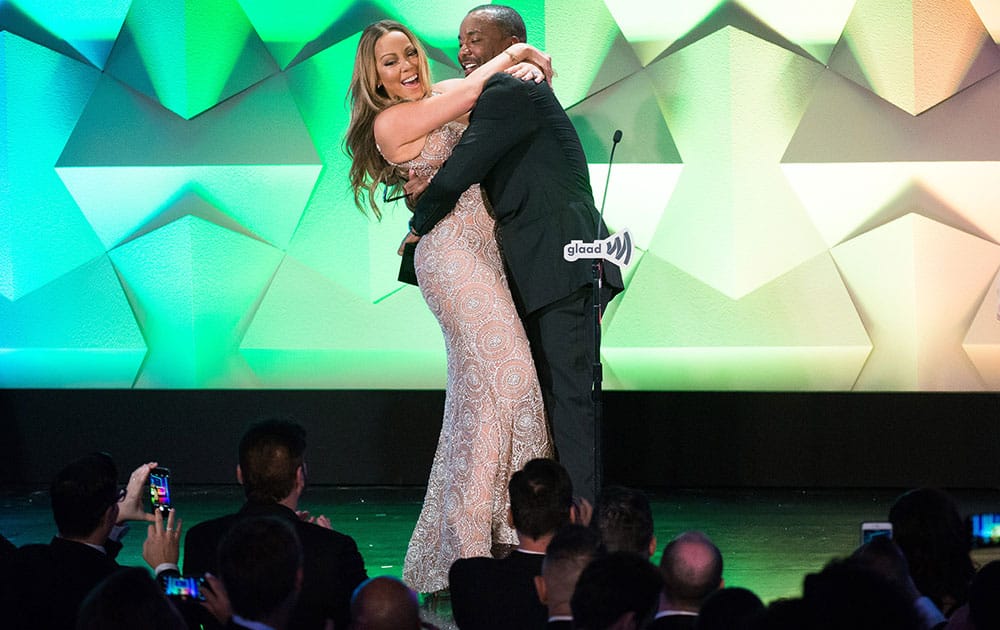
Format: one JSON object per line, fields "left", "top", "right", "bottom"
{"left": 164, "top": 575, "right": 205, "bottom": 601}
{"left": 969, "top": 512, "right": 1000, "bottom": 548}
{"left": 860, "top": 521, "right": 893, "bottom": 545}
{"left": 148, "top": 466, "right": 171, "bottom": 514}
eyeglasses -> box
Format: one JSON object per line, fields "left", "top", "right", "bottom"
{"left": 383, "top": 183, "right": 408, "bottom": 204}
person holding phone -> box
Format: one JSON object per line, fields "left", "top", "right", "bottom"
{"left": 0, "top": 453, "right": 182, "bottom": 630}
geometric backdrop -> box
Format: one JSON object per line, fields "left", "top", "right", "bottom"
{"left": 3, "top": 0, "right": 1000, "bottom": 391}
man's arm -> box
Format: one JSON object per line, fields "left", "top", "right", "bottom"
{"left": 409, "top": 74, "right": 539, "bottom": 236}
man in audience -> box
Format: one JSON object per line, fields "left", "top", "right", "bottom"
{"left": 0, "top": 452, "right": 180, "bottom": 629}
{"left": 592, "top": 485, "right": 656, "bottom": 558}
{"left": 209, "top": 516, "right": 304, "bottom": 630}
{"left": 802, "top": 556, "right": 920, "bottom": 630}
{"left": 650, "top": 531, "right": 724, "bottom": 629}
{"left": 851, "top": 535, "right": 946, "bottom": 629}
{"left": 695, "top": 587, "right": 764, "bottom": 630}
{"left": 571, "top": 551, "right": 663, "bottom": 630}
{"left": 449, "top": 458, "right": 583, "bottom": 630}
{"left": 889, "top": 487, "right": 974, "bottom": 617}
{"left": 183, "top": 419, "right": 368, "bottom": 630}
{"left": 349, "top": 576, "right": 432, "bottom": 630}
{"left": 534, "top": 524, "right": 604, "bottom": 629}
{"left": 0, "top": 532, "right": 15, "bottom": 558}
{"left": 77, "top": 566, "right": 187, "bottom": 630}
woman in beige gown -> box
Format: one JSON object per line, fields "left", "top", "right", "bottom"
{"left": 345, "top": 20, "right": 553, "bottom": 593}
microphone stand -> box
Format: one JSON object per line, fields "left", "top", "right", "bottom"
{"left": 592, "top": 129, "right": 622, "bottom": 500}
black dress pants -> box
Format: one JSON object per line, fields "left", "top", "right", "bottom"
{"left": 523, "top": 286, "right": 598, "bottom": 502}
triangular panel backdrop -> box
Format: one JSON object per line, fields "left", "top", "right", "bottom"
{"left": 2, "top": 0, "right": 999, "bottom": 391}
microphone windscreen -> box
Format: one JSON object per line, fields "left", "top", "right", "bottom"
{"left": 613, "top": 129, "right": 623, "bottom": 143}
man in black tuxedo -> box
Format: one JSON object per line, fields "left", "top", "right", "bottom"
{"left": 571, "top": 551, "right": 663, "bottom": 630}
{"left": 183, "top": 419, "right": 368, "bottom": 630}
{"left": 0, "top": 452, "right": 181, "bottom": 630}
{"left": 211, "top": 516, "right": 304, "bottom": 630}
{"left": 449, "top": 458, "right": 581, "bottom": 630}
{"left": 403, "top": 4, "right": 625, "bottom": 503}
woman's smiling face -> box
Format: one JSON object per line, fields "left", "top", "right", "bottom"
{"left": 374, "top": 30, "right": 424, "bottom": 100}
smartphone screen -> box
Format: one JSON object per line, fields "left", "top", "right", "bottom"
{"left": 969, "top": 513, "right": 1000, "bottom": 548}
{"left": 860, "top": 521, "right": 893, "bottom": 545}
{"left": 149, "top": 467, "right": 171, "bottom": 513}
{"left": 164, "top": 575, "right": 205, "bottom": 601}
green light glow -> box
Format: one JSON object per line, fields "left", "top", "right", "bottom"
{"left": 0, "top": 256, "right": 146, "bottom": 387}
{"left": 3, "top": 0, "right": 1000, "bottom": 391}
{"left": 106, "top": 0, "right": 279, "bottom": 119}
{"left": 1, "top": 33, "right": 105, "bottom": 300}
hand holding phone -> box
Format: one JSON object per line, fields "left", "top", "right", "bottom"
{"left": 164, "top": 575, "right": 206, "bottom": 601}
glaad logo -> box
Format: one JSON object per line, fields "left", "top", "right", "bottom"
{"left": 563, "top": 228, "right": 633, "bottom": 268}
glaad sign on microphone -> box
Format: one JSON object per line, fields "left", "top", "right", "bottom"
{"left": 563, "top": 228, "right": 634, "bottom": 268}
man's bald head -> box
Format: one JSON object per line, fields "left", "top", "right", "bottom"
{"left": 659, "top": 531, "right": 723, "bottom": 609}
{"left": 349, "top": 577, "right": 421, "bottom": 630}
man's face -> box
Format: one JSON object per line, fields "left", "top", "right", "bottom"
{"left": 458, "top": 12, "right": 517, "bottom": 76}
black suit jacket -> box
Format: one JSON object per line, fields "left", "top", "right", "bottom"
{"left": 183, "top": 501, "right": 367, "bottom": 630}
{"left": 1, "top": 536, "right": 123, "bottom": 629}
{"left": 648, "top": 613, "right": 698, "bottom": 629}
{"left": 409, "top": 72, "right": 624, "bottom": 315}
{"left": 449, "top": 549, "right": 547, "bottom": 630}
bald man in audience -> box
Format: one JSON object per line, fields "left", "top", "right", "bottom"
{"left": 649, "top": 531, "right": 724, "bottom": 629}
{"left": 348, "top": 576, "right": 435, "bottom": 630}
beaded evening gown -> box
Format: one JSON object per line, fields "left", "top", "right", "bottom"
{"left": 394, "top": 121, "right": 552, "bottom": 593}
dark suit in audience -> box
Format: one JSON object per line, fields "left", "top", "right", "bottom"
{"left": 449, "top": 458, "right": 577, "bottom": 630}
{"left": 696, "top": 587, "right": 764, "bottom": 630}
{"left": 0, "top": 452, "right": 179, "bottom": 630}
{"left": 0, "top": 532, "right": 15, "bottom": 559}
{"left": 451, "top": 550, "right": 546, "bottom": 629}
{"left": 889, "top": 487, "right": 974, "bottom": 617}
{"left": 852, "top": 535, "right": 945, "bottom": 630}
{"left": 77, "top": 565, "right": 186, "bottom": 630}
{"left": 183, "top": 419, "right": 367, "bottom": 630}
{"left": 6, "top": 536, "right": 123, "bottom": 629}
{"left": 649, "top": 613, "right": 698, "bottom": 629}
{"left": 802, "top": 556, "right": 920, "bottom": 630}
{"left": 571, "top": 551, "right": 663, "bottom": 630}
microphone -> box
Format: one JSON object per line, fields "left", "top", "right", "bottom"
{"left": 597, "top": 130, "right": 623, "bottom": 239}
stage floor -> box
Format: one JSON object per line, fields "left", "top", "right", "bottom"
{"left": 4, "top": 485, "right": 1000, "bottom": 626}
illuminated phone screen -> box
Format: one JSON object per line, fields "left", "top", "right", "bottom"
{"left": 970, "top": 513, "right": 1000, "bottom": 548}
{"left": 149, "top": 468, "right": 171, "bottom": 511}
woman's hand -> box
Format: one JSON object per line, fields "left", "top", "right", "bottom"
{"left": 505, "top": 62, "right": 547, "bottom": 83}
{"left": 505, "top": 43, "right": 554, "bottom": 84}
{"left": 398, "top": 230, "right": 421, "bottom": 255}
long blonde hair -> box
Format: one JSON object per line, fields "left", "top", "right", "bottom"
{"left": 345, "top": 20, "right": 433, "bottom": 219}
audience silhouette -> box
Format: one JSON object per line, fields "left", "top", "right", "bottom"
{"left": 4, "top": 448, "right": 998, "bottom": 630}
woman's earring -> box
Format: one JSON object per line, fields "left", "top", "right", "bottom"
{"left": 377, "top": 82, "right": 383, "bottom": 89}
